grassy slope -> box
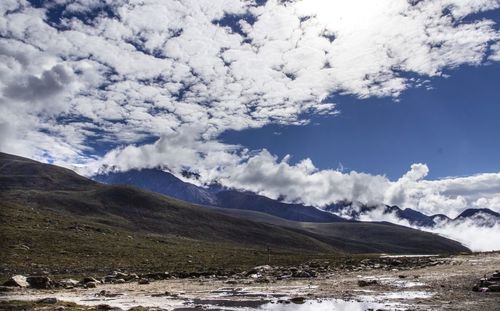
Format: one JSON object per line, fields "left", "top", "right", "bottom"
{"left": 0, "top": 152, "right": 469, "bottom": 278}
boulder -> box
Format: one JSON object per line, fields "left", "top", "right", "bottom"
{"left": 3, "top": 275, "right": 29, "bottom": 288}
{"left": 357, "top": 279, "right": 379, "bottom": 287}
{"left": 85, "top": 281, "right": 97, "bottom": 288}
{"left": 138, "top": 278, "right": 150, "bottom": 285}
{"left": 27, "top": 276, "right": 54, "bottom": 289}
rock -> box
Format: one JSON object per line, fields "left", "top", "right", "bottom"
{"left": 59, "top": 279, "right": 78, "bottom": 288}
{"left": 96, "top": 290, "right": 123, "bottom": 297}
{"left": 245, "top": 265, "right": 273, "bottom": 276}
{"left": 37, "top": 297, "right": 58, "bottom": 304}
{"left": 357, "top": 279, "right": 378, "bottom": 287}
{"left": 27, "top": 276, "right": 54, "bottom": 289}
{"left": 113, "top": 278, "right": 126, "bottom": 284}
{"left": 472, "top": 271, "right": 500, "bottom": 292}
{"left": 82, "top": 277, "right": 100, "bottom": 284}
{"left": 126, "top": 273, "right": 139, "bottom": 281}
{"left": 290, "top": 297, "right": 306, "bottom": 304}
{"left": 85, "top": 281, "right": 97, "bottom": 288}
{"left": 95, "top": 304, "right": 120, "bottom": 311}
{"left": 3, "top": 275, "right": 29, "bottom": 287}
{"left": 114, "top": 272, "right": 128, "bottom": 279}
{"left": 255, "top": 276, "right": 271, "bottom": 283}
{"left": 138, "top": 278, "right": 150, "bottom": 285}
{"left": 103, "top": 275, "right": 116, "bottom": 283}
{"left": 292, "top": 270, "right": 311, "bottom": 278}
{"left": 151, "top": 291, "right": 170, "bottom": 297}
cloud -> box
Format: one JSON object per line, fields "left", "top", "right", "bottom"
{"left": 3, "top": 64, "right": 73, "bottom": 102}
{"left": 0, "top": 0, "right": 498, "bottom": 163}
{"left": 0, "top": 0, "right": 499, "bottom": 229}
{"left": 356, "top": 208, "right": 500, "bottom": 251}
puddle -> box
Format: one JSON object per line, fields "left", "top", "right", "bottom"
{"left": 0, "top": 284, "right": 430, "bottom": 310}
{"left": 379, "top": 254, "right": 438, "bottom": 258}
{"left": 260, "top": 299, "right": 390, "bottom": 310}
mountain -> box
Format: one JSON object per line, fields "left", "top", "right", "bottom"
{"left": 93, "top": 169, "right": 218, "bottom": 206}
{"left": 94, "top": 168, "right": 345, "bottom": 223}
{"left": 456, "top": 208, "right": 500, "bottom": 219}
{"left": 214, "top": 190, "right": 346, "bottom": 223}
{"left": 0, "top": 152, "right": 469, "bottom": 275}
{"left": 453, "top": 208, "right": 499, "bottom": 227}
{"left": 325, "top": 202, "right": 499, "bottom": 228}
{"left": 430, "top": 214, "right": 451, "bottom": 223}
{"left": 324, "top": 203, "right": 435, "bottom": 227}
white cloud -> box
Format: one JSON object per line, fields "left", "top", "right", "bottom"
{"left": 356, "top": 208, "right": 500, "bottom": 252}
{"left": 0, "top": 0, "right": 498, "bottom": 163}
{"left": 0, "top": 0, "right": 499, "bottom": 233}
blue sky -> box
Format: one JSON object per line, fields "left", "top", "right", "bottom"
{"left": 221, "top": 62, "right": 500, "bottom": 180}
{"left": 1, "top": 0, "right": 500, "bottom": 217}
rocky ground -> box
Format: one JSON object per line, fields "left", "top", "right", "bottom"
{"left": 0, "top": 252, "right": 499, "bottom": 310}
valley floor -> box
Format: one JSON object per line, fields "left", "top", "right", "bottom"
{"left": 0, "top": 252, "right": 499, "bottom": 310}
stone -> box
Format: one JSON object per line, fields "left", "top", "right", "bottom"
{"left": 3, "top": 275, "right": 29, "bottom": 288}
{"left": 290, "top": 297, "right": 306, "bottom": 304}
{"left": 292, "top": 271, "right": 311, "bottom": 278}
{"left": 95, "top": 304, "right": 120, "bottom": 311}
{"left": 82, "top": 277, "right": 99, "bottom": 284}
{"left": 143, "top": 272, "right": 169, "bottom": 280}
{"left": 85, "top": 281, "right": 97, "bottom": 288}
{"left": 96, "top": 290, "right": 123, "bottom": 297}
{"left": 488, "top": 284, "right": 500, "bottom": 292}
{"left": 357, "top": 279, "right": 378, "bottom": 287}
{"left": 37, "top": 297, "right": 57, "bottom": 304}
{"left": 138, "top": 278, "right": 150, "bottom": 285}
{"left": 27, "top": 276, "right": 54, "bottom": 289}
{"left": 59, "top": 279, "right": 78, "bottom": 288}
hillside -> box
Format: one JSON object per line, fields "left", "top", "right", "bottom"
{"left": 94, "top": 169, "right": 345, "bottom": 223}
{"left": 0, "top": 152, "right": 469, "bottom": 276}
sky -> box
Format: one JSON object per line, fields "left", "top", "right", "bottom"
{"left": 1, "top": 0, "right": 500, "bottom": 219}
{"left": 221, "top": 62, "right": 500, "bottom": 180}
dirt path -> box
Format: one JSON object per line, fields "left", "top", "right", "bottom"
{"left": 1, "top": 253, "right": 499, "bottom": 310}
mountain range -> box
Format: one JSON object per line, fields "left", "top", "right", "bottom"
{"left": 94, "top": 169, "right": 344, "bottom": 223}
{"left": 94, "top": 168, "right": 499, "bottom": 228}
{"left": 0, "top": 152, "right": 470, "bottom": 276}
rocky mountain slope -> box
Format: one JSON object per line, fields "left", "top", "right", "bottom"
{"left": 0, "top": 152, "right": 470, "bottom": 275}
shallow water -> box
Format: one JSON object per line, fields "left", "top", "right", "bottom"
{"left": 0, "top": 285, "right": 419, "bottom": 311}
{"left": 379, "top": 254, "right": 438, "bottom": 258}
{"left": 260, "top": 299, "right": 388, "bottom": 311}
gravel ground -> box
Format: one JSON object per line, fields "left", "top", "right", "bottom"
{"left": 1, "top": 252, "right": 499, "bottom": 310}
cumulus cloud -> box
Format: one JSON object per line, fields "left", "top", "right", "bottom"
{"left": 0, "top": 0, "right": 499, "bottom": 227}
{"left": 356, "top": 208, "right": 500, "bottom": 251}
{"left": 0, "top": 0, "right": 499, "bottom": 162}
